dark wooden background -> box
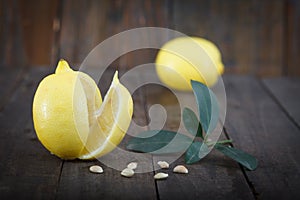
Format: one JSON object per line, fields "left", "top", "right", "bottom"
{"left": 1, "top": 0, "right": 300, "bottom": 77}
{"left": 1, "top": 1, "right": 300, "bottom": 199}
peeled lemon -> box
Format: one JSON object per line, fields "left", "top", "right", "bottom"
{"left": 155, "top": 37, "right": 224, "bottom": 91}
{"left": 32, "top": 60, "right": 133, "bottom": 160}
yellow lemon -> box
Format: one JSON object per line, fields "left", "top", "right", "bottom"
{"left": 155, "top": 37, "right": 224, "bottom": 91}
{"left": 32, "top": 60, "right": 133, "bottom": 160}
{"left": 79, "top": 72, "right": 133, "bottom": 159}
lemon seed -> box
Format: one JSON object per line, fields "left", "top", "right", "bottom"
{"left": 173, "top": 165, "right": 188, "bottom": 174}
{"left": 127, "top": 162, "right": 138, "bottom": 170}
{"left": 121, "top": 168, "right": 135, "bottom": 177}
{"left": 89, "top": 165, "right": 103, "bottom": 174}
{"left": 157, "top": 161, "right": 169, "bottom": 169}
{"left": 154, "top": 172, "right": 168, "bottom": 180}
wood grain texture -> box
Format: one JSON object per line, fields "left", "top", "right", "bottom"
{"left": 1, "top": 67, "right": 300, "bottom": 199}
{"left": 59, "top": 0, "right": 109, "bottom": 66}
{"left": 224, "top": 75, "right": 300, "bottom": 199}
{"left": 286, "top": 0, "right": 300, "bottom": 76}
{"left": 56, "top": 69, "right": 157, "bottom": 200}
{"left": 56, "top": 160, "right": 157, "bottom": 200}
{"left": 115, "top": 0, "right": 172, "bottom": 69}
{"left": 1, "top": 0, "right": 300, "bottom": 77}
{"left": 19, "top": 0, "right": 58, "bottom": 66}
{"left": 0, "top": 68, "right": 62, "bottom": 199}
{"left": 0, "top": 0, "right": 27, "bottom": 67}
{"left": 173, "top": 0, "right": 284, "bottom": 76}
{"left": 263, "top": 77, "right": 300, "bottom": 127}
{"left": 0, "top": 67, "right": 26, "bottom": 111}
{"left": 142, "top": 67, "right": 254, "bottom": 199}
{"left": 59, "top": 0, "right": 172, "bottom": 69}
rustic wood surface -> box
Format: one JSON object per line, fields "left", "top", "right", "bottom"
{"left": 1, "top": 0, "right": 300, "bottom": 199}
{"left": 1, "top": 0, "right": 300, "bottom": 76}
{"left": 263, "top": 77, "right": 300, "bottom": 127}
{"left": 224, "top": 75, "right": 300, "bottom": 199}
{"left": 0, "top": 67, "right": 299, "bottom": 199}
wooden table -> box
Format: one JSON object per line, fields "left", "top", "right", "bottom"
{"left": 0, "top": 67, "right": 300, "bottom": 199}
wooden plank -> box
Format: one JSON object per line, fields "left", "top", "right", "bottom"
{"left": 0, "top": 0, "right": 57, "bottom": 67}
{"left": 59, "top": 0, "right": 109, "bottom": 66}
{"left": 286, "top": 0, "right": 300, "bottom": 76}
{"left": 0, "top": 0, "right": 27, "bottom": 67}
{"left": 173, "top": 0, "right": 284, "bottom": 76}
{"left": 19, "top": 0, "right": 58, "bottom": 66}
{"left": 263, "top": 77, "right": 300, "bottom": 127}
{"left": 143, "top": 67, "right": 254, "bottom": 199}
{"left": 57, "top": 160, "right": 156, "bottom": 200}
{"left": 56, "top": 69, "right": 157, "bottom": 199}
{"left": 252, "top": 0, "right": 284, "bottom": 76}
{"left": 115, "top": 0, "right": 172, "bottom": 69}
{"left": 59, "top": 0, "right": 172, "bottom": 69}
{"left": 224, "top": 75, "right": 300, "bottom": 199}
{"left": 0, "top": 67, "right": 62, "bottom": 199}
{"left": 0, "top": 67, "right": 26, "bottom": 111}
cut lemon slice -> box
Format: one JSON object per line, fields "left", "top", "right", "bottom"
{"left": 33, "top": 59, "right": 133, "bottom": 160}
{"left": 78, "top": 71, "right": 133, "bottom": 159}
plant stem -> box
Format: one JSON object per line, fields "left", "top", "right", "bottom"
{"left": 216, "top": 139, "right": 232, "bottom": 145}
{"left": 206, "top": 139, "right": 233, "bottom": 146}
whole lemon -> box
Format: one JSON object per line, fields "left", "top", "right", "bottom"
{"left": 32, "top": 60, "right": 133, "bottom": 160}
{"left": 155, "top": 37, "right": 224, "bottom": 91}
{"left": 32, "top": 60, "right": 102, "bottom": 159}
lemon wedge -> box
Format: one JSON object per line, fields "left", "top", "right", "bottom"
{"left": 32, "top": 60, "right": 133, "bottom": 160}
{"left": 78, "top": 72, "right": 133, "bottom": 159}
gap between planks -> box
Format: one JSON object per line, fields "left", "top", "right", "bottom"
{"left": 260, "top": 78, "right": 300, "bottom": 130}
{"left": 223, "top": 74, "right": 300, "bottom": 199}
{"left": 141, "top": 68, "right": 253, "bottom": 200}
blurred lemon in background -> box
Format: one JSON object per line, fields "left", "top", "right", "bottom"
{"left": 155, "top": 37, "right": 224, "bottom": 91}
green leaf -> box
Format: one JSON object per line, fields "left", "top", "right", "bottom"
{"left": 215, "top": 144, "right": 258, "bottom": 171}
{"left": 191, "top": 80, "right": 219, "bottom": 134}
{"left": 185, "top": 142, "right": 202, "bottom": 164}
{"left": 126, "top": 130, "right": 193, "bottom": 154}
{"left": 185, "top": 141, "right": 210, "bottom": 164}
{"left": 183, "top": 107, "right": 203, "bottom": 138}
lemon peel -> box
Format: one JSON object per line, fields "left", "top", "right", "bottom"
{"left": 155, "top": 37, "right": 224, "bottom": 91}
{"left": 32, "top": 60, "right": 133, "bottom": 160}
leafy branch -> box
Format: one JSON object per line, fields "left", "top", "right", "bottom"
{"left": 126, "top": 80, "right": 258, "bottom": 171}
